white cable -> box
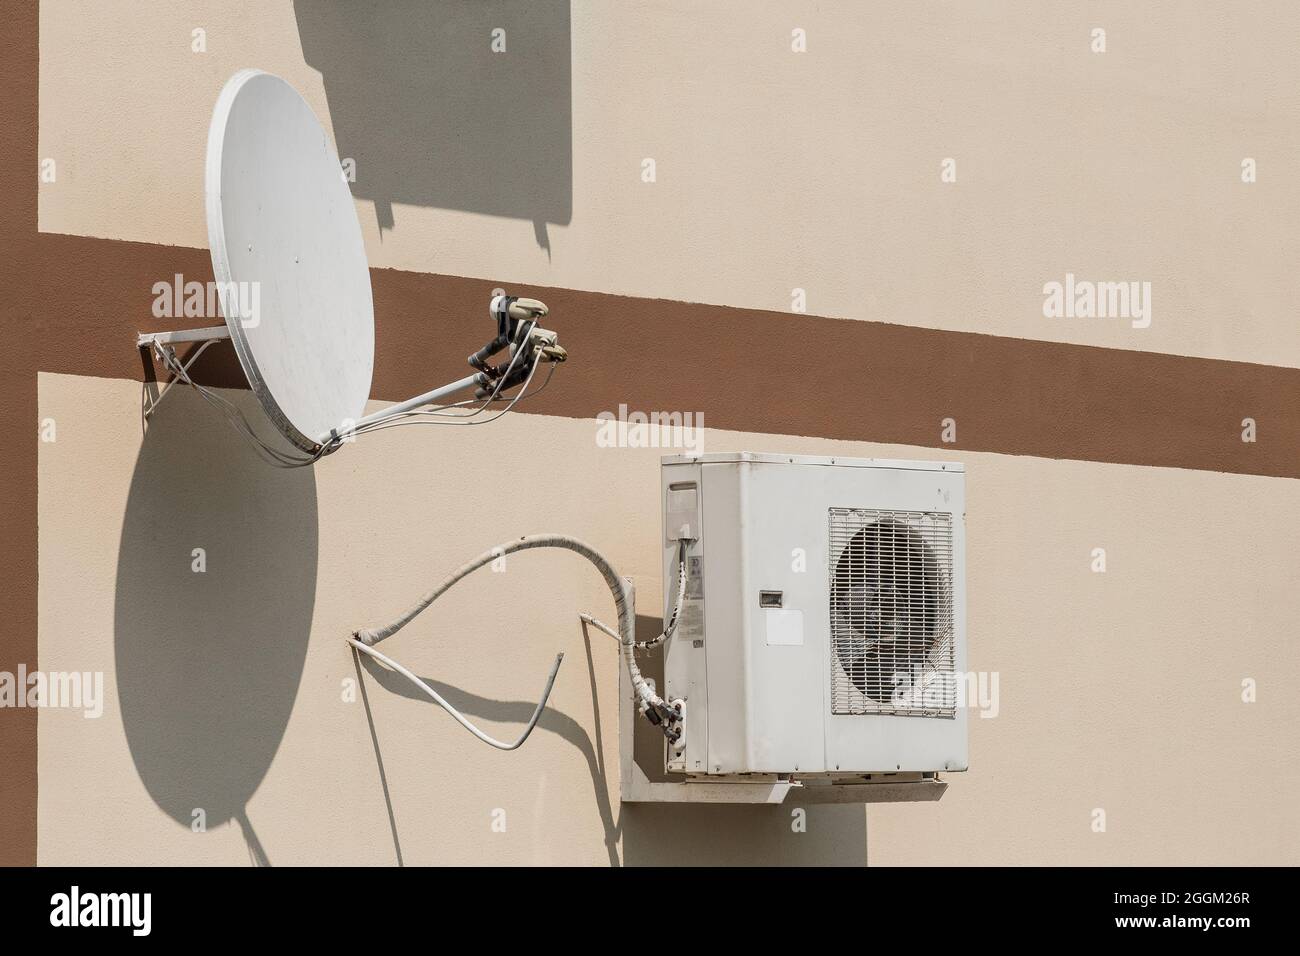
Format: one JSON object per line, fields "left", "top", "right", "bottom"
{"left": 340, "top": 320, "right": 539, "bottom": 438}
{"left": 347, "top": 637, "right": 562, "bottom": 751}
{"left": 581, "top": 539, "right": 689, "bottom": 651}
{"left": 347, "top": 363, "right": 558, "bottom": 427}
{"left": 150, "top": 319, "right": 553, "bottom": 466}
{"left": 344, "top": 351, "right": 544, "bottom": 439}
{"left": 353, "top": 535, "right": 675, "bottom": 742}
{"left": 578, "top": 614, "right": 621, "bottom": 642}
{"left": 155, "top": 343, "right": 327, "bottom": 468}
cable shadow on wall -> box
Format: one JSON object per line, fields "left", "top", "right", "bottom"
{"left": 113, "top": 383, "right": 318, "bottom": 867}
{"left": 355, "top": 618, "right": 621, "bottom": 867}
{"left": 293, "top": 0, "right": 573, "bottom": 252}
{"left": 356, "top": 612, "right": 869, "bottom": 865}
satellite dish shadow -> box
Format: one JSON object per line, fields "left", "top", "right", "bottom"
{"left": 293, "top": 0, "right": 573, "bottom": 251}
{"left": 113, "top": 383, "right": 318, "bottom": 866}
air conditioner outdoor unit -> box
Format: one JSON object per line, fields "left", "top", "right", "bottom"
{"left": 659, "top": 452, "right": 968, "bottom": 781}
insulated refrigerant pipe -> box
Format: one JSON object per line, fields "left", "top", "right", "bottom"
{"left": 349, "top": 534, "right": 674, "bottom": 746}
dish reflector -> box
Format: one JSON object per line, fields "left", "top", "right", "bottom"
{"left": 206, "top": 69, "right": 374, "bottom": 452}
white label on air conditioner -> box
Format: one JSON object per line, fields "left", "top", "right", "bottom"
{"left": 679, "top": 554, "right": 705, "bottom": 645}
{"left": 764, "top": 608, "right": 804, "bottom": 646}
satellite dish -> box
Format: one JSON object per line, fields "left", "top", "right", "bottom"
{"left": 206, "top": 69, "right": 374, "bottom": 453}
{"left": 137, "top": 70, "right": 567, "bottom": 465}
{"left": 129, "top": 71, "right": 592, "bottom": 761}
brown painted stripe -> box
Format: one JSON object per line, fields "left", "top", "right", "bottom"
{"left": 0, "top": 0, "right": 39, "bottom": 867}
{"left": 35, "top": 230, "right": 1300, "bottom": 480}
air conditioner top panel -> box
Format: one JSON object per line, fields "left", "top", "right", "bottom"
{"left": 660, "top": 452, "right": 964, "bottom": 473}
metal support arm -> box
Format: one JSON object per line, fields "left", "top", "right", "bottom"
{"left": 136, "top": 325, "right": 232, "bottom": 420}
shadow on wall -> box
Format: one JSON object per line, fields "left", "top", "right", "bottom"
{"left": 358, "top": 613, "right": 868, "bottom": 865}
{"left": 113, "top": 387, "right": 318, "bottom": 866}
{"left": 618, "top": 616, "right": 869, "bottom": 866}
{"left": 293, "top": 0, "right": 573, "bottom": 251}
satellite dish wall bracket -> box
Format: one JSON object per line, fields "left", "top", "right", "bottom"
{"left": 137, "top": 325, "right": 232, "bottom": 419}
{"left": 135, "top": 289, "right": 565, "bottom": 447}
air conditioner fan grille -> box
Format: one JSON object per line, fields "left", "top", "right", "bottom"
{"left": 828, "top": 508, "right": 956, "bottom": 718}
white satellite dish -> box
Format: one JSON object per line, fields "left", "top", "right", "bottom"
{"left": 207, "top": 69, "right": 374, "bottom": 453}
{"left": 138, "top": 70, "right": 565, "bottom": 465}
{"left": 130, "top": 71, "right": 595, "bottom": 758}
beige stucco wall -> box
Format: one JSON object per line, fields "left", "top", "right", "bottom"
{"left": 37, "top": 1, "right": 1300, "bottom": 367}
{"left": 37, "top": 372, "right": 1300, "bottom": 865}
{"left": 27, "top": 0, "right": 1299, "bottom": 867}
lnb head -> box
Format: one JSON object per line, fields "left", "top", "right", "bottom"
{"left": 471, "top": 291, "right": 567, "bottom": 398}
{"left": 509, "top": 297, "right": 549, "bottom": 321}
{"left": 490, "top": 293, "right": 549, "bottom": 325}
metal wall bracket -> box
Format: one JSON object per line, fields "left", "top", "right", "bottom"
{"left": 137, "top": 326, "right": 231, "bottom": 419}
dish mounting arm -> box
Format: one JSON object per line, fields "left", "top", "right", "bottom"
{"left": 334, "top": 292, "right": 566, "bottom": 442}
{"left": 136, "top": 290, "right": 566, "bottom": 446}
